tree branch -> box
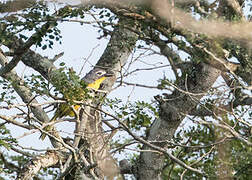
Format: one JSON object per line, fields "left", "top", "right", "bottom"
{"left": 138, "top": 62, "right": 221, "bottom": 179}
{"left": 0, "top": 51, "right": 50, "bottom": 124}
{"left": 17, "top": 151, "right": 59, "bottom": 180}
{"left": 0, "top": 21, "right": 53, "bottom": 77}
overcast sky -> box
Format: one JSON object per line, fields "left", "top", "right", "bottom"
{"left": 1, "top": 0, "right": 234, "bottom": 157}
{"left": 0, "top": 1, "right": 175, "bottom": 151}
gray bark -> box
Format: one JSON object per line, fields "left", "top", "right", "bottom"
{"left": 12, "top": 18, "right": 138, "bottom": 179}
{"left": 74, "top": 20, "right": 138, "bottom": 179}
{"left": 138, "top": 63, "right": 221, "bottom": 179}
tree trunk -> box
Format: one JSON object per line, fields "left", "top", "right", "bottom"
{"left": 138, "top": 63, "right": 221, "bottom": 179}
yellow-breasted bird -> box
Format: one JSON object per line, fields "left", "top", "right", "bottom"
{"left": 39, "top": 68, "right": 114, "bottom": 140}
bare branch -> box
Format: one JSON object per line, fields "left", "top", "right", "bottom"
{"left": 181, "top": 146, "right": 215, "bottom": 179}
{"left": 87, "top": 105, "right": 206, "bottom": 177}
{"left": 0, "top": 48, "right": 50, "bottom": 124}
{"left": 17, "top": 151, "right": 59, "bottom": 180}
{"left": 0, "top": 22, "right": 53, "bottom": 76}
{"left": 0, "top": 115, "right": 31, "bottom": 130}
{"left": 197, "top": 119, "right": 252, "bottom": 146}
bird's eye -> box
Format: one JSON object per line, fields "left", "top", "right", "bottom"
{"left": 96, "top": 71, "right": 104, "bottom": 76}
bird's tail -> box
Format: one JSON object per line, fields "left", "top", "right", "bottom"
{"left": 39, "top": 114, "right": 57, "bottom": 140}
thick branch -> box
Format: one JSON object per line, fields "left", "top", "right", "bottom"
{"left": 0, "top": 51, "right": 50, "bottom": 124}
{"left": 17, "top": 151, "right": 59, "bottom": 180}
{"left": 57, "top": 18, "right": 138, "bottom": 179}
{"left": 79, "top": 20, "right": 138, "bottom": 178}
{"left": 138, "top": 63, "right": 221, "bottom": 179}
{"left": 0, "top": 0, "right": 35, "bottom": 13}
{"left": 0, "top": 21, "right": 53, "bottom": 77}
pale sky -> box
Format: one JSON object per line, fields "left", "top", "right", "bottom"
{"left": 1, "top": 2, "right": 174, "bottom": 151}
{"left": 1, "top": 0, "right": 243, "bottom": 166}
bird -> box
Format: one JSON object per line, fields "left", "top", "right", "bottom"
{"left": 39, "top": 68, "right": 114, "bottom": 140}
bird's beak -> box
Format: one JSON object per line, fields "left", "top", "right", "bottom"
{"left": 104, "top": 70, "right": 114, "bottom": 77}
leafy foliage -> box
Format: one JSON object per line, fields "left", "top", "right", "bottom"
{"left": 50, "top": 66, "right": 90, "bottom": 103}
{"left": 0, "top": 125, "right": 16, "bottom": 150}
{"left": 105, "top": 99, "right": 158, "bottom": 131}
{"left": 0, "top": 78, "right": 16, "bottom": 104}
{"left": 0, "top": 0, "right": 252, "bottom": 179}
{"left": 162, "top": 107, "right": 252, "bottom": 179}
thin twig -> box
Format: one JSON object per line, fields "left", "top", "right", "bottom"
{"left": 84, "top": 104, "right": 206, "bottom": 177}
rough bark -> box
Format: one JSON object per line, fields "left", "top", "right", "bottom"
{"left": 0, "top": 51, "right": 50, "bottom": 124}
{"left": 138, "top": 63, "right": 221, "bottom": 179}
{"left": 70, "top": 20, "right": 138, "bottom": 179}
{"left": 14, "top": 18, "right": 138, "bottom": 179}
{"left": 17, "top": 151, "right": 59, "bottom": 180}
{"left": 0, "top": 0, "right": 36, "bottom": 13}
{"left": 1, "top": 1, "right": 251, "bottom": 179}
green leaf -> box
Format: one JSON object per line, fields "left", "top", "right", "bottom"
{"left": 42, "top": 45, "right": 47, "bottom": 50}
{"left": 59, "top": 62, "right": 65, "bottom": 66}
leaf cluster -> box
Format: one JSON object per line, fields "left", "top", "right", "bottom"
{"left": 0, "top": 125, "right": 17, "bottom": 150}
{"left": 50, "top": 64, "right": 90, "bottom": 104}
{"left": 162, "top": 112, "right": 252, "bottom": 179}
{"left": 24, "top": 74, "right": 49, "bottom": 96}
{"left": 105, "top": 99, "right": 158, "bottom": 131}
{"left": 0, "top": 78, "right": 16, "bottom": 104}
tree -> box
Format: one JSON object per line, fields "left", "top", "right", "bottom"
{"left": 0, "top": 0, "right": 252, "bottom": 179}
